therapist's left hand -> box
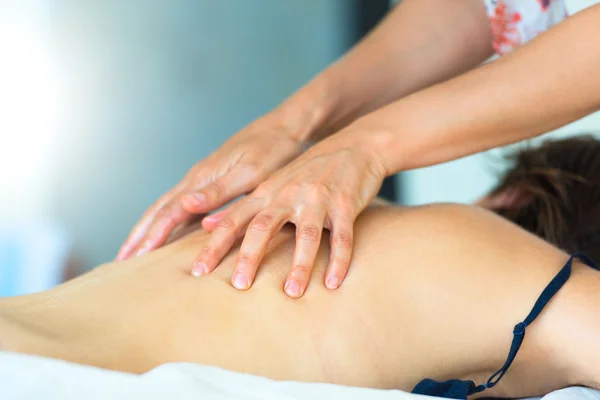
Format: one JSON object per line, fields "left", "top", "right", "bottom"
{"left": 190, "top": 131, "right": 388, "bottom": 298}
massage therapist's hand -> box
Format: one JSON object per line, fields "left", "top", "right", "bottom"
{"left": 116, "top": 114, "right": 304, "bottom": 261}
{"left": 193, "top": 131, "right": 387, "bottom": 298}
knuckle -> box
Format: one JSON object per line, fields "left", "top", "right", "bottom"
{"left": 298, "top": 224, "right": 321, "bottom": 242}
{"left": 241, "top": 163, "right": 262, "bottom": 180}
{"left": 286, "top": 181, "right": 304, "bottom": 194}
{"left": 249, "top": 214, "right": 274, "bottom": 232}
{"left": 292, "top": 264, "right": 312, "bottom": 276}
{"left": 216, "top": 217, "right": 236, "bottom": 230}
{"left": 253, "top": 181, "right": 272, "bottom": 197}
{"left": 335, "top": 195, "right": 356, "bottom": 215}
{"left": 332, "top": 254, "right": 351, "bottom": 267}
{"left": 332, "top": 230, "right": 353, "bottom": 249}
{"left": 306, "top": 182, "right": 323, "bottom": 193}
{"left": 200, "top": 246, "right": 217, "bottom": 258}
{"left": 305, "top": 182, "right": 329, "bottom": 199}
{"left": 154, "top": 205, "right": 173, "bottom": 220}
{"left": 206, "top": 181, "right": 225, "bottom": 199}
{"left": 237, "top": 252, "right": 258, "bottom": 266}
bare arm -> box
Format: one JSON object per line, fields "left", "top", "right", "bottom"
{"left": 279, "top": 0, "right": 494, "bottom": 142}
{"left": 344, "top": 4, "right": 600, "bottom": 173}
{"left": 118, "top": 0, "right": 494, "bottom": 262}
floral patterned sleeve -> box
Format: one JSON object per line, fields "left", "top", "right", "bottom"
{"left": 484, "top": 0, "right": 568, "bottom": 54}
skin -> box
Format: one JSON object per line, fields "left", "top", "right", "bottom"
{"left": 117, "top": 0, "right": 495, "bottom": 296}
{"left": 184, "top": 3, "right": 600, "bottom": 299}
{"left": 4, "top": 203, "right": 600, "bottom": 398}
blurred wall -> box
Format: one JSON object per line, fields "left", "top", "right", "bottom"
{"left": 43, "top": 1, "right": 354, "bottom": 267}
{"left": 400, "top": 0, "right": 600, "bottom": 206}
{"left": 3, "top": 0, "right": 599, "bottom": 270}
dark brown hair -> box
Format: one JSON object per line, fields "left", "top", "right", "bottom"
{"left": 492, "top": 135, "right": 600, "bottom": 261}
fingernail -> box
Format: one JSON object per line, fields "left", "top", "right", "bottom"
{"left": 232, "top": 273, "right": 249, "bottom": 290}
{"left": 284, "top": 280, "right": 302, "bottom": 298}
{"left": 191, "top": 262, "right": 209, "bottom": 277}
{"left": 326, "top": 276, "right": 340, "bottom": 290}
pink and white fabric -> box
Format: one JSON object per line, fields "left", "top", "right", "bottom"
{"left": 484, "top": 0, "right": 568, "bottom": 54}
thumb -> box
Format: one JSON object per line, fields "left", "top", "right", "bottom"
{"left": 180, "top": 175, "right": 239, "bottom": 214}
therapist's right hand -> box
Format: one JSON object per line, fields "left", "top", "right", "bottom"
{"left": 116, "top": 114, "right": 305, "bottom": 261}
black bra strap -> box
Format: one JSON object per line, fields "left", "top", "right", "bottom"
{"left": 412, "top": 252, "right": 599, "bottom": 399}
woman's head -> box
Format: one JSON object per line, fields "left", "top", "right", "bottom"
{"left": 483, "top": 135, "right": 600, "bottom": 260}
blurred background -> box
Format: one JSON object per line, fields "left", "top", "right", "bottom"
{"left": 0, "top": 0, "right": 598, "bottom": 295}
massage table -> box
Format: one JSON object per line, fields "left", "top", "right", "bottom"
{"left": 1, "top": 352, "right": 598, "bottom": 400}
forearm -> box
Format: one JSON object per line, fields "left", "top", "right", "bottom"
{"left": 351, "top": 4, "right": 600, "bottom": 174}
{"left": 279, "top": 0, "right": 493, "bottom": 143}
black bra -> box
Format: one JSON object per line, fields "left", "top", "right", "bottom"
{"left": 412, "top": 253, "right": 599, "bottom": 399}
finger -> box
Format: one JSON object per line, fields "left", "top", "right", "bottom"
{"left": 284, "top": 209, "right": 326, "bottom": 299}
{"left": 191, "top": 198, "right": 264, "bottom": 277}
{"left": 127, "top": 201, "right": 191, "bottom": 258}
{"left": 324, "top": 216, "right": 354, "bottom": 290}
{"left": 116, "top": 182, "right": 188, "bottom": 260}
{"left": 181, "top": 168, "right": 259, "bottom": 214}
{"left": 165, "top": 211, "right": 208, "bottom": 245}
{"left": 184, "top": 211, "right": 208, "bottom": 228}
{"left": 201, "top": 209, "right": 229, "bottom": 232}
{"left": 230, "top": 208, "right": 291, "bottom": 291}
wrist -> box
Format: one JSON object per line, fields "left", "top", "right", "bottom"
{"left": 338, "top": 120, "right": 396, "bottom": 178}
{"left": 330, "top": 125, "right": 393, "bottom": 181}
{"left": 274, "top": 73, "right": 339, "bottom": 143}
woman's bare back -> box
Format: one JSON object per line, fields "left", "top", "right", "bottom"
{"left": 1, "top": 204, "right": 598, "bottom": 398}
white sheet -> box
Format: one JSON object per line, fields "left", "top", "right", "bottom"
{"left": 0, "top": 352, "right": 598, "bottom": 400}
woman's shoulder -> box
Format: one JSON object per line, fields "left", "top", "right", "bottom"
{"left": 357, "top": 201, "right": 564, "bottom": 264}
{"left": 362, "top": 201, "right": 503, "bottom": 228}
